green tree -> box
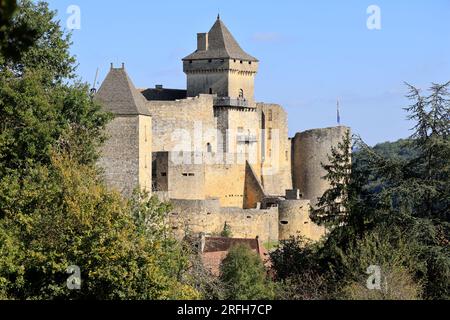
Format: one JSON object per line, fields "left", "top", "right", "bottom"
{"left": 355, "top": 82, "right": 449, "bottom": 299}
{"left": 219, "top": 244, "right": 275, "bottom": 300}
{"left": 0, "top": 153, "right": 199, "bottom": 299}
{"left": 327, "top": 82, "right": 449, "bottom": 299}
{"left": 291, "top": 81, "right": 449, "bottom": 300}
{"left": 0, "top": 0, "right": 38, "bottom": 62}
{"left": 220, "top": 222, "right": 232, "bottom": 238}
{"left": 270, "top": 237, "right": 331, "bottom": 300}
{"left": 1, "top": 0, "right": 75, "bottom": 80}
{"left": 337, "top": 227, "right": 423, "bottom": 300}
{"left": 310, "top": 129, "right": 354, "bottom": 230}
{"left": 0, "top": 0, "right": 199, "bottom": 300}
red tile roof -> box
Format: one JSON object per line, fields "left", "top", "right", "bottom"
{"left": 200, "top": 236, "right": 269, "bottom": 276}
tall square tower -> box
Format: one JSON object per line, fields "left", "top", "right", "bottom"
{"left": 183, "top": 16, "right": 259, "bottom": 106}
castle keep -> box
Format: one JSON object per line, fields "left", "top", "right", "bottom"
{"left": 96, "top": 17, "right": 350, "bottom": 244}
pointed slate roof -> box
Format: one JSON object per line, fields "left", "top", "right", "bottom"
{"left": 95, "top": 66, "right": 150, "bottom": 116}
{"left": 183, "top": 17, "right": 258, "bottom": 62}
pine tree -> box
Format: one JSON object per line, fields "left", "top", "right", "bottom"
{"left": 310, "top": 129, "right": 353, "bottom": 230}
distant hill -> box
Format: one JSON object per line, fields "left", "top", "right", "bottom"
{"left": 369, "top": 139, "right": 418, "bottom": 160}
{"left": 353, "top": 138, "right": 418, "bottom": 163}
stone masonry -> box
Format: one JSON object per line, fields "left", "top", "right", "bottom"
{"left": 96, "top": 16, "right": 350, "bottom": 243}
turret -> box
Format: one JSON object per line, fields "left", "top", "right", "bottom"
{"left": 183, "top": 16, "right": 259, "bottom": 106}
{"left": 291, "top": 126, "right": 351, "bottom": 208}
{"left": 95, "top": 64, "right": 152, "bottom": 197}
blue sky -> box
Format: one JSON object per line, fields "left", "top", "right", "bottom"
{"left": 47, "top": 0, "right": 450, "bottom": 145}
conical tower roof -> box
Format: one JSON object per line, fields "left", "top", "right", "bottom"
{"left": 95, "top": 66, "right": 150, "bottom": 116}
{"left": 183, "top": 17, "right": 258, "bottom": 62}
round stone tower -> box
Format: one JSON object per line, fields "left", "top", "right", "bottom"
{"left": 278, "top": 199, "right": 310, "bottom": 240}
{"left": 278, "top": 199, "right": 327, "bottom": 241}
{"left": 292, "top": 126, "right": 350, "bottom": 208}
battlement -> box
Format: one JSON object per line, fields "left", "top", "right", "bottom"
{"left": 96, "top": 17, "right": 348, "bottom": 244}
{"left": 213, "top": 97, "right": 250, "bottom": 108}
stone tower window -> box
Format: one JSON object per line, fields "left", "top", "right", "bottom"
{"left": 207, "top": 143, "right": 212, "bottom": 153}
{"left": 209, "top": 88, "right": 213, "bottom": 94}
{"left": 268, "top": 110, "right": 273, "bottom": 121}
{"left": 268, "top": 128, "right": 272, "bottom": 140}
{"left": 239, "top": 89, "right": 244, "bottom": 99}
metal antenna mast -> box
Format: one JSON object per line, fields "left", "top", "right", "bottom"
{"left": 90, "top": 68, "right": 99, "bottom": 94}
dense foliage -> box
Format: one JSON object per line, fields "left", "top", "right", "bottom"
{"left": 0, "top": 0, "right": 198, "bottom": 300}
{"left": 0, "top": 0, "right": 447, "bottom": 301}
{"left": 219, "top": 244, "right": 275, "bottom": 300}
{"left": 272, "top": 81, "right": 449, "bottom": 300}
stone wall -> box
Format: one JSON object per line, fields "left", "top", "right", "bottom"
{"left": 183, "top": 59, "right": 258, "bottom": 104}
{"left": 257, "top": 103, "right": 292, "bottom": 196}
{"left": 278, "top": 199, "right": 325, "bottom": 242}
{"left": 214, "top": 106, "right": 261, "bottom": 172}
{"left": 138, "top": 115, "right": 152, "bottom": 192}
{"left": 98, "top": 115, "right": 151, "bottom": 197}
{"left": 168, "top": 199, "right": 278, "bottom": 244}
{"left": 244, "top": 162, "right": 266, "bottom": 209}
{"left": 145, "top": 94, "right": 218, "bottom": 154}
{"left": 204, "top": 160, "right": 246, "bottom": 207}
{"left": 292, "top": 126, "right": 350, "bottom": 207}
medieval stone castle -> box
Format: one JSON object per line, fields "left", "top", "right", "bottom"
{"left": 95, "top": 17, "right": 349, "bottom": 245}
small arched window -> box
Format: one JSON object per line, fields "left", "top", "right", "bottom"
{"left": 239, "top": 89, "right": 244, "bottom": 99}
{"left": 206, "top": 143, "right": 212, "bottom": 153}
{"left": 209, "top": 88, "right": 213, "bottom": 94}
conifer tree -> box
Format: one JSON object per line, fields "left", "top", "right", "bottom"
{"left": 310, "top": 129, "right": 353, "bottom": 230}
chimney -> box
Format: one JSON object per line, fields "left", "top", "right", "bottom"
{"left": 197, "top": 33, "right": 208, "bottom": 51}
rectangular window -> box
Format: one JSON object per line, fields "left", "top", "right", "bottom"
{"left": 268, "top": 110, "right": 273, "bottom": 121}
{"left": 161, "top": 172, "right": 167, "bottom": 177}
{"left": 182, "top": 173, "right": 195, "bottom": 177}
{"left": 268, "top": 128, "right": 272, "bottom": 140}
